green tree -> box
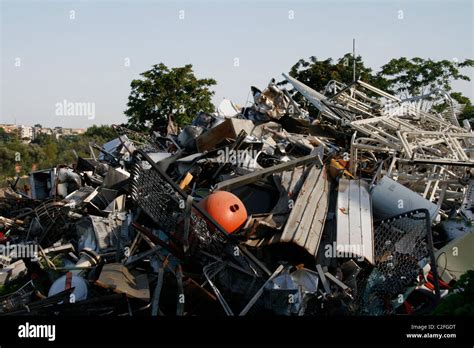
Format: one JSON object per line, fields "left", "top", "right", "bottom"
{"left": 125, "top": 63, "right": 217, "bottom": 131}
{"left": 1, "top": 125, "right": 126, "bottom": 185}
{"left": 450, "top": 92, "right": 471, "bottom": 107}
{"left": 0, "top": 147, "right": 16, "bottom": 178}
{"left": 44, "top": 142, "right": 58, "bottom": 166}
{"left": 31, "top": 133, "right": 54, "bottom": 146}
{"left": 459, "top": 105, "right": 474, "bottom": 122}
{"left": 84, "top": 125, "right": 117, "bottom": 142}
{"left": 0, "top": 128, "right": 11, "bottom": 143}
{"left": 378, "top": 57, "right": 473, "bottom": 99}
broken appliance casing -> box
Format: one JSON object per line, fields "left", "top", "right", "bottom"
{"left": 29, "top": 168, "right": 57, "bottom": 200}
{"left": 371, "top": 176, "right": 438, "bottom": 221}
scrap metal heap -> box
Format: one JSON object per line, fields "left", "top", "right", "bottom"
{"left": 0, "top": 74, "right": 472, "bottom": 316}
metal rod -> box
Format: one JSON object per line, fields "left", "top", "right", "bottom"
{"left": 176, "top": 264, "right": 185, "bottom": 316}
{"left": 353, "top": 38, "right": 356, "bottom": 82}
{"left": 151, "top": 260, "right": 167, "bottom": 316}
{"left": 239, "top": 264, "right": 285, "bottom": 316}
{"left": 203, "top": 262, "right": 235, "bottom": 316}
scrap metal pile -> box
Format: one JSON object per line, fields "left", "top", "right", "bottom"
{"left": 0, "top": 74, "right": 472, "bottom": 316}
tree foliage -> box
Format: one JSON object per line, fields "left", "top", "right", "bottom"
{"left": 84, "top": 125, "right": 117, "bottom": 140}
{"left": 0, "top": 126, "right": 117, "bottom": 183}
{"left": 125, "top": 63, "right": 216, "bottom": 131}
{"left": 0, "top": 128, "right": 12, "bottom": 143}
{"left": 433, "top": 270, "right": 474, "bottom": 315}
{"left": 377, "top": 57, "right": 473, "bottom": 98}
{"left": 287, "top": 53, "right": 387, "bottom": 91}
{"left": 459, "top": 105, "right": 474, "bottom": 122}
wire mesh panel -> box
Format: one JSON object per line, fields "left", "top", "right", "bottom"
{"left": 34, "top": 200, "right": 70, "bottom": 246}
{"left": 113, "top": 124, "right": 163, "bottom": 153}
{"left": 129, "top": 150, "right": 271, "bottom": 315}
{"left": 358, "top": 209, "right": 437, "bottom": 315}
{"left": 130, "top": 150, "right": 228, "bottom": 255}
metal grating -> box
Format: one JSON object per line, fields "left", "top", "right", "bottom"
{"left": 358, "top": 209, "right": 439, "bottom": 315}
{"left": 129, "top": 150, "right": 228, "bottom": 255}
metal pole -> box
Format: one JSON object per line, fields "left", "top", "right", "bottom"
{"left": 353, "top": 38, "right": 356, "bottom": 82}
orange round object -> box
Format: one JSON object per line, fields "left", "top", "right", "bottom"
{"left": 199, "top": 191, "right": 247, "bottom": 234}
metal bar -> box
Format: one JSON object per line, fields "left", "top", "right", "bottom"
{"left": 397, "top": 158, "right": 474, "bottom": 167}
{"left": 357, "top": 80, "right": 401, "bottom": 102}
{"left": 203, "top": 262, "right": 234, "bottom": 316}
{"left": 352, "top": 38, "right": 356, "bottom": 82}
{"left": 239, "top": 264, "right": 285, "bottom": 316}
{"left": 199, "top": 250, "right": 257, "bottom": 277}
{"left": 151, "top": 260, "right": 167, "bottom": 316}
{"left": 316, "top": 264, "right": 332, "bottom": 294}
{"left": 324, "top": 272, "right": 349, "bottom": 291}
{"left": 215, "top": 153, "right": 322, "bottom": 191}
{"left": 125, "top": 244, "right": 162, "bottom": 267}
{"left": 238, "top": 245, "right": 272, "bottom": 277}
{"left": 182, "top": 196, "right": 193, "bottom": 255}
{"left": 423, "top": 209, "right": 441, "bottom": 303}
{"left": 176, "top": 265, "right": 185, "bottom": 316}
{"left": 132, "top": 222, "right": 183, "bottom": 259}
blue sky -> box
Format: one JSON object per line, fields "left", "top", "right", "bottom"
{"left": 1, "top": 0, "right": 473, "bottom": 128}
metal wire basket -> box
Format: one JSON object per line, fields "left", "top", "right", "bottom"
{"left": 129, "top": 150, "right": 230, "bottom": 256}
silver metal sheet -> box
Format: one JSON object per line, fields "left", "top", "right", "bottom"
{"left": 371, "top": 176, "right": 438, "bottom": 221}
{"left": 336, "top": 179, "right": 374, "bottom": 264}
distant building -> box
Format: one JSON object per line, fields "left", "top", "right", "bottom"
{"left": 32, "top": 127, "right": 54, "bottom": 140}
{"left": 53, "top": 127, "right": 86, "bottom": 137}
{"left": 0, "top": 124, "right": 34, "bottom": 142}
{"left": 0, "top": 124, "right": 86, "bottom": 140}
{"left": 18, "top": 125, "right": 34, "bottom": 141}
{"left": 36, "top": 127, "right": 53, "bottom": 135}
{"left": 0, "top": 124, "right": 18, "bottom": 134}
{"left": 62, "top": 128, "right": 86, "bottom": 135}
{"left": 73, "top": 128, "right": 86, "bottom": 135}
